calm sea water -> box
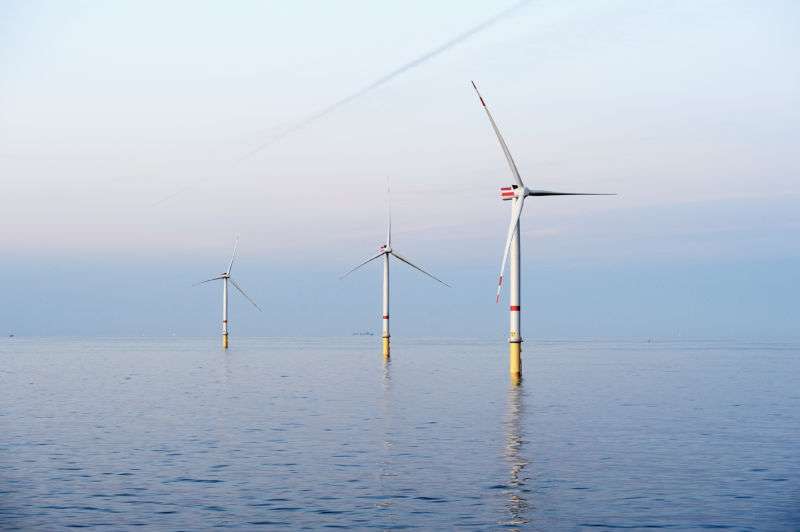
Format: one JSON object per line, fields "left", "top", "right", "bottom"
{"left": 1, "top": 337, "right": 798, "bottom": 530}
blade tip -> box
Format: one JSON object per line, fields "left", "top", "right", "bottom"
{"left": 470, "top": 81, "right": 486, "bottom": 105}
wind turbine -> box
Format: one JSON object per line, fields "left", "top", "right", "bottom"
{"left": 341, "top": 192, "right": 449, "bottom": 358}
{"left": 471, "top": 81, "right": 614, "bottom": 383}
{"left": 194, "top": 237, "right": 262, "bottom": 348}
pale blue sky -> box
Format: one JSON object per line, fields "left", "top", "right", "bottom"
{"left": 1, "top": 1, "right": 798, "bottom": 338}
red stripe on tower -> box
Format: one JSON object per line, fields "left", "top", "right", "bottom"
{"left": 383, "top": 315, "right": 389, "bottom": 319}
{"left": 510, "top": 305, "right": 520, "bottom": 311}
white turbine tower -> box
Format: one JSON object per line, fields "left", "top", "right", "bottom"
{"left": 341, "top": 195, "right": 449, "bottom": 358}
{"left": 195, "top": 237, "right": 262, "bottom": 348}
{"left": 471, "top": 81, "right": 614, "bottom": 383}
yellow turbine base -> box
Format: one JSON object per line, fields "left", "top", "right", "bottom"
{"left": 382, "top": 337, "right": 390, "bottom": 358}
{"left": 509, "top": 341, "right": 522, "bottom": 384}
{"left": 223, "top": 334, "right": 229, "bottom": 349}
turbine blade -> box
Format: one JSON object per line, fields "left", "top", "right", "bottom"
{"left": 471, "top": 81, "right": 525, "bottom": 188}
{"left": 227, "top": 236, "right": 240, "bottom": 275}
{"left": 390, "top": 251, "right": 450, "bottom": 287}
{"left": 386, "top": 177, "right": 392, "bottom": 247}
{"left": 229, "top": 278, "right": 262, "bottom": 312}
{"left": 528, "top": 190, "right": 616, "bottom": 196}
{"left": 496, "top": 196, "right": 525, "bottom": 303}
{"left": 193, "top": 276, "right": 224, "bottom": 287}
{"left": 340, "top": 252, "right": 385, "bottom": 280}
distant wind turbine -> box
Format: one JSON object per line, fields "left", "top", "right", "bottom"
{"left": 341, "top": 188, "right": 449, "bottom": 358}
{"left": 194, "top": 237, "right": 262, "bottom": 349}
{"left": 471, "top": 81, "right": 615, "bottom": 383}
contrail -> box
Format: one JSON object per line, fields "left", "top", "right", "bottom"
{"left": 238, "top": 0, "right": 532, "bottom": 161}
{"left": 153, "top": 0, "right": 532, "bottom": 206}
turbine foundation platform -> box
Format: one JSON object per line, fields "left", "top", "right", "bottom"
{"left": 509, "top": 340, "right": 522, "bottom": 384}
{"left": 382, "top": 337, "right": 390, "bottom": 358}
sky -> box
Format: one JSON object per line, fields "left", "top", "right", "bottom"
{"left": 1, "top": 0, "right": 798, "bottom": 339}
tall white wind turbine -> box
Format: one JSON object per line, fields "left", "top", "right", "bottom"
{"left": 341, "top": 193, "right": 449, "bottom": 358}
{"left": 194, "top": 237, "right": 262, "bottom": 348}
{"left": 471, "top": 81, "right": 614, "bottom": 383}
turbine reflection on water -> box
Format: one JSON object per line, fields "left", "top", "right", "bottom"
{"left": 377, "top": 357, "right": 396, "bottom": 510}
{"left": 502, "top": 383, "right": 530, "bottom": 528}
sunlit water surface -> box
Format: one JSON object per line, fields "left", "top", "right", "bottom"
{"left": 1, "top": 337, "right": 798, "bottom": 530}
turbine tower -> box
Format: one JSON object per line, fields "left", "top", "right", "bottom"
{"left": 195, "top": 237, "right": 262, "bottom": 348}
{"left": 341, "top": 196, "right": 449, "bottom": 358}
{"left": 471, "top": 81, "right": 614, "bottom": 383}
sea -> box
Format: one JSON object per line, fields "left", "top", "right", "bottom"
{"left": 1, "top": 337, "right": 798, "bottom": 530}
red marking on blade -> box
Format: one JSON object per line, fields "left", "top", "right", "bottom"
{"left": 479, "top": 96, "right": 486, "bottom": 107}
{"left": 510, "top": 305, "right": 520, "bottom": 311}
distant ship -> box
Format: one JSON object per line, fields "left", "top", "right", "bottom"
{"left": 352, "top": 331, "right": 375, "bottom": 336}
